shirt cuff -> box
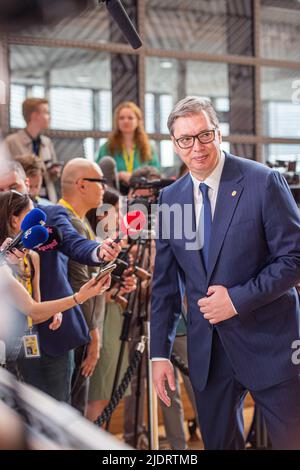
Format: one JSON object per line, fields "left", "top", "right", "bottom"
{"left": 229, "top": 296, "right": 238, "bottom": 315}
{"left": 91, "top": 246, "right": 101, "bottom": 263}
{"left": 151, "top": 357, "right": 169, "bottom": 361}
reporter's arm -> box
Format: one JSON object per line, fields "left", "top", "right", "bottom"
{"left": 5, "top": 265, "right": 111, "bottom": 323}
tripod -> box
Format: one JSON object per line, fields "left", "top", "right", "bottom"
{"left": 104, "top": 234, "right": 157, "bottom": 448}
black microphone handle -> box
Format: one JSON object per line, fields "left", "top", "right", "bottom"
{"left": 105, "top": 0, "right": 142, "bottom": 49}
{"left": 0, "top": 231, "right": 23, "bottom": 259}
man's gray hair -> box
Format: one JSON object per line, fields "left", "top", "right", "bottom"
{"left": 2, "top": 160, "right": 26, "bottom": 180}
{"left": 167, "top": 96, "right": 219, "bottom": 135}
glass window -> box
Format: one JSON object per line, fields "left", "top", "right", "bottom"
{"left": 50, "top": 87, "right": 93, "bottom": 131}
{"left": 145, "top": 0, "right": 253, "bottom": 56}
{"left": 160, "top": 140, "right": 176, "bottom": 167}
{"left": 83, "top": 138, "right": 95, "bottom": 162}
{"left": 159, "top": 95, "right": 173, "bottom": 134}
{"left": 263, "top": 144, "right": 300, "bottom": 171}
{"left": 15, "top": 2, "right": 137, "bottom": 46}
{"left": 261, "top": 0, "right": 300, "bottom": 62}
{"left": 10, "top": 84, "right": 26, "bottom": 128}
{"left": 9, "top": 45, "right": 112, "bottom": 132}
{"left": 146, "top": 58, "right": 254, "bottom": 136}
{"left": 145, "top": 58, "right": 178, "bottom": 134}
{"left": 145, "top": 93, "right": 155, "bottom": 134}
{"left": 262, "top": 67, "right": 300, "bottom": 138}
{"left": 99, "top": 90, "right": 112, "bottom": 132}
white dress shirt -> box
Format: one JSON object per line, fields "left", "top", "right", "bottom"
{"left": 190, "top": 150, "right": 225, "bottom": 228}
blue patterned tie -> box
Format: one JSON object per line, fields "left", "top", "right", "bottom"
{"left": 199, "top": 183, "right": 212, "bottom": 270}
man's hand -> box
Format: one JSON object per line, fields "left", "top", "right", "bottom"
{"left": 81, "top": 333, "right": 100, "bottom": 378}
{"left": 198, "top": 285, "right": 237, "bottom": 325}
{"left": 152, "top": 360, "right": 176, "bottom": 407}
{"left": 119, "top": 270, "right": 137, "bottom": 295}
{"left": 98, "top": 238, "right": 121, "bottom": 262}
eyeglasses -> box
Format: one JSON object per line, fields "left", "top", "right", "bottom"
{"left": 79, "top": 177, "right": 107, "bottom": 188}
{"left": 174, "top": 129, "right": 216, "bottom": 149}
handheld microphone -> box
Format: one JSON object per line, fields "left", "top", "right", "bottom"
{"left": 115, "top": 210, "right": 147, "bottom": 242}
{"left": 0, "top": 207, "right": 47, "bottom": 258}
{"left": 19, "top": 225, "right": 49, "bottom": 250}
{"left": 102, "top": 0, "right": 142, "bottom": 49}
{"left": 36, "top": 226, "right": 63, "bottom": 252}
{"left": 0, "top": 225, "right": 49, "bottom": 263}
{"left": 99, "top": 210, "right": 146, "bottom": 267}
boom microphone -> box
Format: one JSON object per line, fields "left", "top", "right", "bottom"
{"left": 102, "top": 0, "right": 142, "bottom": 49}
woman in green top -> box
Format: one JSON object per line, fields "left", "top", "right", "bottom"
{"left": 96, "top": 101, "right": 159, "bottom": 188}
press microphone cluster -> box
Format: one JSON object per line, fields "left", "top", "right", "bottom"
{"left": 0, "top": 208, "right": 47, "bottom": 262}
{"left": 35, "top": 226, "right": 63, "bottom": 252}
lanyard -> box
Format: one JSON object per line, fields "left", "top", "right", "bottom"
{"left": 15, "top": 256, "right": 33, "bottom": 330}
{"left": 58, "top": 198, "right": 95, "bottom": 241}
{"left": 122, "top": 145, "right": 135, "bottom": 173}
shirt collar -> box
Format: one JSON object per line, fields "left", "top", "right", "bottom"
{"left": 189, "top": 150, "right": 225, "bottom": 193}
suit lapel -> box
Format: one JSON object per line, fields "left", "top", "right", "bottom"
{"left": 206, "top": 155, "right": 245, "bottom": 284}
{"left": 179, "top": 174, "right": 207, "bottom": 279}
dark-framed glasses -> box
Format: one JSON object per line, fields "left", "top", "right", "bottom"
{"left": 174, "top": 129, "right": 216, "bottom": 149}
{"left": 81, "top": 177, "right": 107, "bottom": 188}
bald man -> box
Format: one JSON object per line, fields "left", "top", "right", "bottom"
{"left": 59, "top": 158, "right": 108, "bottom": 413}
{"left": 0, "top": 160, "right": 121, "bottom": 402}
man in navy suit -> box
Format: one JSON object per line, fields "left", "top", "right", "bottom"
{"left": 151, "top": 96, "right": 300, "bottom": 449}
{"left": 0, "top": 160, "right": 120, "bottom": 401}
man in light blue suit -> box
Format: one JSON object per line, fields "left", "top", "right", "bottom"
{"left": 151, "top": 96, "right": 300, "bottom": 449}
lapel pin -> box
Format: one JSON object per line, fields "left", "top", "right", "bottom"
{"left": 231, "top": 191, "right": 237, "bottom": 197}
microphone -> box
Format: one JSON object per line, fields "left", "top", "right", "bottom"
{"left": 0, "top": 208, "right": 47, "bottom": 258}
{"left": 19, "top": 225, "right": 49, "bottom": 250}
{"left": 99, "top": 210, "right": 147, "bottom": 267}
{"left": 36, "top": 226, "right": 63, "bottom": 252}
{"left": 116, "top": 210, "right": 147, "bottom": 242}
{"left": 0, "top": 225, "right": 49, "bottom": 263}
{"left": 102, "top": 0, "right": 142, "bottom": 49}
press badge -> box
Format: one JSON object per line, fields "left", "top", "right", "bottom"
{"left": 23, "top": 333, "right": 41, "bottom": 358}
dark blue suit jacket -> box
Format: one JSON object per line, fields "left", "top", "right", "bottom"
{"left": 36, "top": 205, "right": 100, "bottom": 357}
{"left": 151, "top": 153, "right": 300, "bottom": 391}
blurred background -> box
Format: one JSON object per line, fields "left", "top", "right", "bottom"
{"left": 0, "top": 0, "right": 299, "bottom": 173}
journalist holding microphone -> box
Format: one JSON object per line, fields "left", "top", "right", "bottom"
{"left": 0, "top": 160, "right": 121, "bottom": 401}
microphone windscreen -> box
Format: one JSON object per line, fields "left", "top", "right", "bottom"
{"left": 106, "top": 0, "right": 142, "bottom": 49}
{"left": 21, "top": 208, "right": 47, "bottom": 231}
{"left": 36, "top": 226, "right": 63, "bottom": 252}
{"left": 21, "top": 225, "right": 49, "bottom": 249}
